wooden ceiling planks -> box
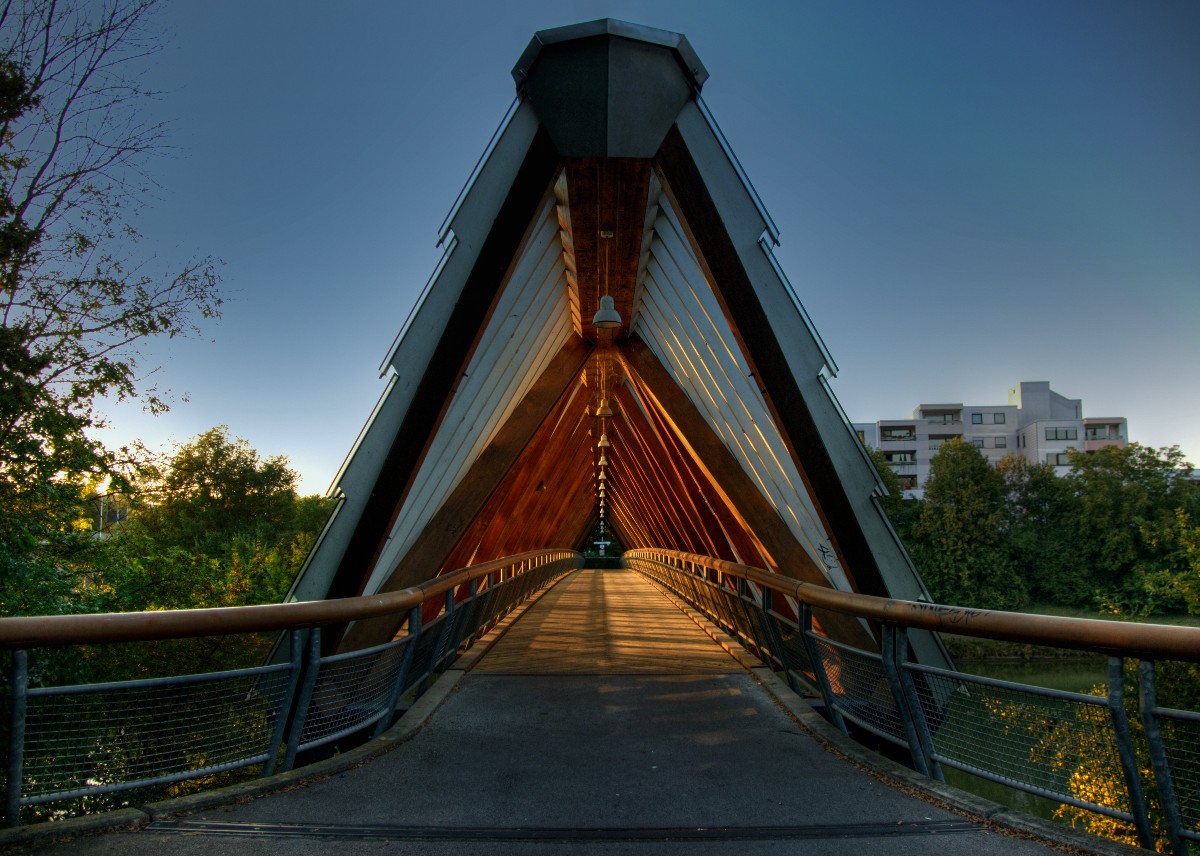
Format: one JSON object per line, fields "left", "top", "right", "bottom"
{"left": 564, "top": 158, "right": 651, "bottom": 342}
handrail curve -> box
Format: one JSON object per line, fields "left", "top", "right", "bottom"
{"left": 0, "top": 549, "right": 574, "bottom": 648}
{"left": 626, "top": 548, "right": 1200, "bottom": 663}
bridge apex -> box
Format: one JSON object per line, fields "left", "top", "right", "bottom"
{"left": 512, "top": 18, "right": 708, "bottom": 157}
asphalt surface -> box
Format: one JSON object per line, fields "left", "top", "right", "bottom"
{"left": 20, "top": 571, "right": 1080, "bottom": 855}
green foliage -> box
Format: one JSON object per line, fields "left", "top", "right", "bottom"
{"left": 909, "top": 439, "right": 1027, "bottom": 609}
{"left": 130, "top": 427, "right": 300, "bottom": 554}
{"left": 0, "top": 425, "right": 334, "bottom": 682}
{"left": 1128, "top": 508, "right": 1200, "bottom": 617}
{"left": 1065, "top": 445, "right": 1196, "bottom": 593}
{"left": 865, "top": 447, "right": 920, "bottom": 537}
{"left": 997, "top": 454, "right": 1090, "bottom": 605}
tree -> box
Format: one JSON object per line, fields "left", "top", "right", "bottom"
{"left": 909, "top": 439, "right": 1026, "bottom": 609}
{"left": 865, "top": 446, "right": 921, "bottom": 540}
{"left": 0, "top": 0, "right": 221, "bottom": 536}
{"left": 1064, "top": 444, "right": 1198, "bottom": 603}
{"left": 132, "top": 427, "right": 301, "bottom": 555}
{"left": 997, "top": 454, "right": 1088, "bottom": 605}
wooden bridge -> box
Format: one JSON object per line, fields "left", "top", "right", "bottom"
{"left": 4, "top": 21, "right": 1198, "bottom": 856}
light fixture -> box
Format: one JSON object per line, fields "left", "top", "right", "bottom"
{"left": 598, "top": 471, "right": 606, "bottom": 481}
{"left": 591, "top": 227, "right": 622, "bottom": 330}
{"left": 596, "top": 398, "right": 613, "bottom": 417}
{"left": 597, "top": 453, "right": 608, "bottom": 466}
{"left": 592, "top": 295, "right": 621, "bottom": 329}
{"left": 597, "top": 432, "right": 611, "bottom": 448}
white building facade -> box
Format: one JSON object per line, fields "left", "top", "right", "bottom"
{"left": 855, "top": 381, "right": 1128, "bottom": 497}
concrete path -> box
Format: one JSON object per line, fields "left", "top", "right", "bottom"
{"left": 33, "top": 570, "right": 1077, "bottom": 855}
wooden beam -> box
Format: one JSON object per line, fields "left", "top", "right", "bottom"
{"left": 566, "top": 158, "right": 651, "bottom": 342}
{"left": 655, "top": 126, "right": 889, "bottom": 601}
{"left": 619, "top": 335, "right": 873, "bottom": 647}
{"left": 338, "top": 336, "right": 592, "bottom": 651}
{"left": 324, "top": 128, "right": 562, "bottom": 604}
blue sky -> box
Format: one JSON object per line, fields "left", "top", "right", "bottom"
{"left": 94, "top": 1, "right": 1200, "bottom": 494}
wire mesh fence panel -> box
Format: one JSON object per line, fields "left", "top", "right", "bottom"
{"left": 407, "top": 616, "right": 446, "bottom": 685}
{"left": 1157, "top": 709, "right": 1200, "bottom": 838}
{"left": 808, "top": 635, "right": 907, "bottom": 746}
{"left": 297, "top": 638, "right": 411, "bottom": 752}
{"left": 908, "top": 665, "right": 1133, "bottom": 819}
{"left": 20, "top": 665, "right": 293, "bottom": 804}
{"left": 766, "top": 613, "right": 819, "bottom": 694}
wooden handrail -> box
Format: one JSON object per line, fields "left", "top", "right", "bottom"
{"left": 0, "top": 550, "right": 577, "bottom": 648}
{"left": 626, "top": 549, "right": 1200, "bottom": 663}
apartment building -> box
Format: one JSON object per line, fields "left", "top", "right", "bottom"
{"left": 854, "top": 381, "right": 1128, "bottom": 496}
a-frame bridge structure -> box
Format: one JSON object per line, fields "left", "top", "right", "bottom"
{"left": 289, "top": 19, "right": 945, "bottom": 666}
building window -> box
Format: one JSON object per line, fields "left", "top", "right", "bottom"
{"left": 972, "top": 438, "right": 984, "bottom": 448}
{"left": 994, "top": 413, "right": 1005, "bottom": 424}
{"left": 898, "top": 475, "right": 917, "bottom": 490}
{"left": 881, "top": 428, "right": 915, "bottom": 441}
{"left": 971, "top": 413, "right": 983, "bottom": 424}
{"left": 885, "top": 452, "right": 915, "bottom": 464}
{"left": 995, "top": 437, "right": 1007, "bottom": 448}
{"left": 1045, "top": 427, "right": 1078, "bottom": 441}
{"left": 1047, "top": 452, "right": 1071, "bottom": 466}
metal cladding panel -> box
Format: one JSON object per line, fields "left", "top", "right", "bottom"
{"left": 363, "top": 196, "right": 574, "bottom": 595}
{"left": 518, "top": 32, "right": 695, "bottom": 157}
{"left": 630, "top": 196, "right": 850, "bottom": 591}
{"left": 286, "top": 102, "right": 544, "bottom": 605}
{"left": 665, "top": 99, "right": 948, "bottom": 669}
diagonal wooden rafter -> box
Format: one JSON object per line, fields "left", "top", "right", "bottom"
{"left": 617, "top": 334, "right": 874, "bottom": 648}
{"left": 338, "top": 337, "right": 593, "bottom": 651}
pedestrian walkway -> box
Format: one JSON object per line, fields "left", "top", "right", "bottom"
{"left": 39, "top": 570, "right": 1074, "bottom": 855}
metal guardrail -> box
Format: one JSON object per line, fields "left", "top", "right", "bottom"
{"left": 1, "top": 549, "right": 580, "bottom": 827}
{"left": 625, "top": 548, "right": 1200, "bottom": 856}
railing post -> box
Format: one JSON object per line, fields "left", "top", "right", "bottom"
{"left": 440, "top": 588, "right": 459, "bottom": 671}
{"left": 282, "top": 627, "right": 323, "bottom": 772}
{"left": 5, "top": 650, "right": 28, "bottom": 828}
{"left": 1138, "top": 660, "right": 1187, "bottom": 856}
{"left": 374, "top": 605, "right": 423, "bottom": 739}
{"left": 756, "top": 585, "right": 792, "bottom": 679}
{"left": 882, "top": 626, "right": 938, "bottom": 779}
{"left": 262, "top": 629, "right": 306, "bottom": 777}
{"left": 800, "top": 603, "right": 848, "bottom": 735}
{"left": 1106, "top": 657, "right": 1155, "bottom": 850}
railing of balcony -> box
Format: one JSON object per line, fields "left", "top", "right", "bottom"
{"left": 624, "top": 548, "right": 1200, "bottom": 856}
{"left": 0, "top": 549, "right": 580, "bottom": 827}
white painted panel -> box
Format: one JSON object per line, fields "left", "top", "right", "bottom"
{"left": 363, "top": 193, "right": 576, "bottom": 594}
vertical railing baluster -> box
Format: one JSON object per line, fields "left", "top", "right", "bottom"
{"left": 374, "top": 605, "right": 423, "bottom": 739}
{"left": 5, "top": 650, "right": 28, "bottom": 828}
{"left": 880, "top": 625, "right": 929, "bottom": 776}
{"left": 1107, "top": 657, "right": 1154, "bottom": 850}
{"left": 1138, "top": 660, "right": 1187, "bottom": 856}
{"left": 800, "top": 603, "right": 847, "bottom": 735}
{"left": 884, "top": 626, "right": 941, "bottom": 779}
{"left": 262, "top": 629, "right": 305, "bottom": 777}
{"left": 282, "top": 627, "right": 323, "bottom": 772}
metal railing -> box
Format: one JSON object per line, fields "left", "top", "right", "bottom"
{"left": 625, "top": 548, "right": 1200, "bottom": 856}
{"left": 1, "top": 549, "right": 580, "bottom": 827}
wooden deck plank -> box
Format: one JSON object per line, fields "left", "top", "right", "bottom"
{"left": 475, "top": 569, "right": 741, "bottom": 675}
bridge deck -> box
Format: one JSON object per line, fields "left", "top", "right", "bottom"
{"left": 44, "top": 570, "right": 1065, "bottom": 855}
{"left": 477, "top": 569, "right": 740, "bottom": 674}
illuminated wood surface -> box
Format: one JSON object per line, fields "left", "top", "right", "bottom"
{"left": 475, "top": 569, "right": 741, "bottom": 675}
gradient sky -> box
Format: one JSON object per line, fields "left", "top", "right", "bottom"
{"left": 92, "top": 0, "right": 1200, "bottom": 495}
